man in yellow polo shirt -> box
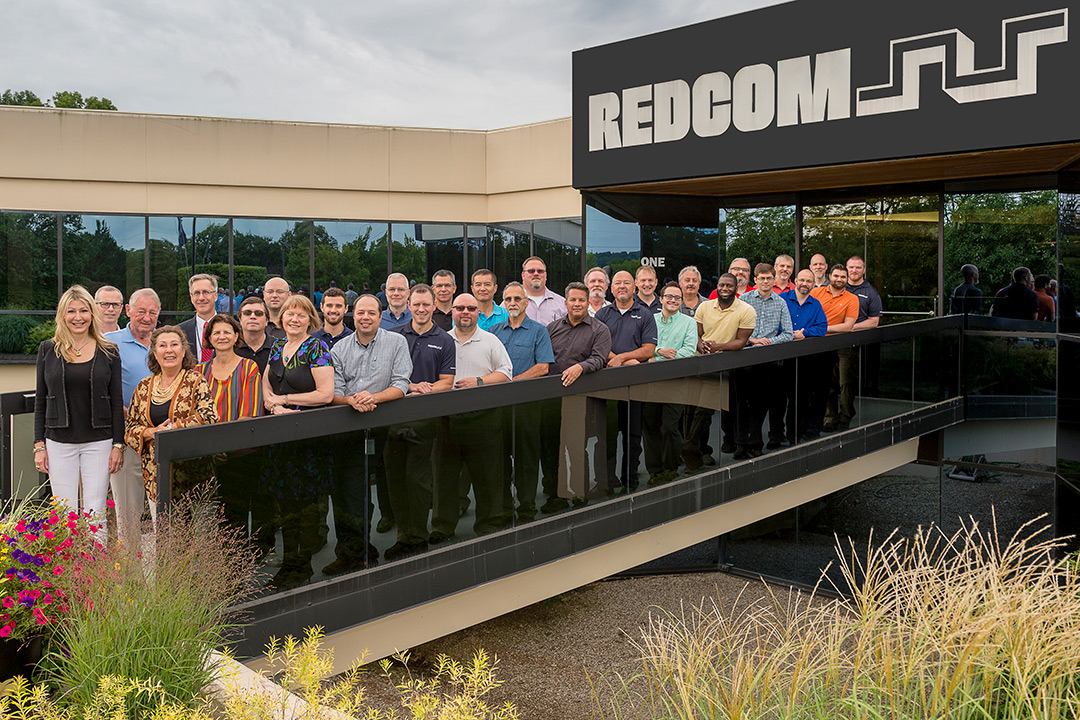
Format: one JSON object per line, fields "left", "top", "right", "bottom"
{"left": 682, "top": 273, "right": 756, "bottom": 469}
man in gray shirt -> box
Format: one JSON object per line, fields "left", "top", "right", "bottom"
{"left": 326, "top": 294, "right": 412, "bottom": 573}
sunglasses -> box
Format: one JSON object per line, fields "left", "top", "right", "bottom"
{"left": 452, "top": 305, "right": 479, "bottom": 312}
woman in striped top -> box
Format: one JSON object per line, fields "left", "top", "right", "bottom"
{"left": 199, "top": 313, "right": 262, "bottom": 543}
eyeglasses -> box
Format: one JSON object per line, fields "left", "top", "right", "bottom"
{"left": 96, "top": 302, "right": 122, "bottom": 309}
{"left": 190, "top": 290, "right": 217, "bottom": 297}
{"left": 240, "top": 310, "right": 265, "bottom": 317}
{"left": 452, "top": 305, "right": 478, "bottom": 312}
{"left": 524, "top": 268, "right": 546, "bottom": 275}
{"left": 661, "top": 294, "right": 682, "bottom": 301}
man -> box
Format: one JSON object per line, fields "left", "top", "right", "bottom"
{"left": 734, "top": 263, "right": 793, "bottom": 459}
{"left": 707, "top": 258, "right": 752, "bottom": 299}
{"left": 846, "top": 256, "right": 882, "bottom": 331}
{"left": 635, "top": 264, "right": 661, "bottom": 312}
{"left": 490, "top": 282, "right": 555, "bottom": 522}
{"left": 94, "top": 285, "right": 124, "bottom": 334}
{"left": 431, "top": 269, "right": 457, "bottom": 331}
{"left": 263, "top": 276, "right": 291, "bottom": 338}
{"left": 584, "top": 266, "right": 611, "bottom": 316}
{"left": 596, "top": 271, "right": 658, "bottom": 491}
{"left": 810, "top": 253, "right": 829, "bottom": 287}
{"left": 179, "top": 273, "right": 220, "bottom": 362}
{"left": 344, "top": 282, "right": 359, "bottom": 311}
{"left": 772, "top": 270, "right": 828, "bottom": 446}
{"left": 105, "top": 288, "right": 160, "bottom": 544}
{"left": 678, "top": 266, "right": 708, "bottom": 318}
{"left": 990, "top": 267, "right": 1039, "bottom": 320}
{"left": 522, "top": 256, "right": 567, "bottom": 325}
{"left": 313, "top": 287, "right": 354, "bottom": 349}
{"left": 541, "top": 282, "right": 612, "bottom": 512}
{"left": 950, "top": 264, "right": 983, "bottom": 315}
{"left": 812, "top": 265, "right": 859, "bottom": 433}
{"left": 380, "top": 273, "right": 412, "bottom": 329}
{"left": 687, "top": 273, "right": 755, "bottom": 468}
{"left": 471, "top": 269, "right": 509, "bottom": 330}
{"left": 1034, "top": 274, "right": 1056, "bottom": 322}
{"left": 235, "top": 296, "right": 275, "bottom": 371}
{"left": 772, "top": 254, "right": 796, "bottom": 293}
{"left": 327, "top": 294, "right": 412, "bottom": 573}
{"left": 429, "top": 294, "right": 513, "bottom": 543}
{"left": 642, "top": 282, "right": 697, "bottom": 485}
{"left": 386, "top": 284, "right": 456, "bottom": 559}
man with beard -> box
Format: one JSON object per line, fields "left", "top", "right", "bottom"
{"left": 678, "top": 266, "right": 708, "bottom": 318}
{"left": 811, "top": 265, "right": 859, "bottom": 435}
{"left": 313, "top": 287, "right": 354, "bottom": 349}
{"left": 585, "top": 266, "right": 611, "bottom": 316}
{"left": 522, "top": 256, "right": 567, "bottom": 325}
{"left": 771, "top": 270, "right": 828, "bottom": 446}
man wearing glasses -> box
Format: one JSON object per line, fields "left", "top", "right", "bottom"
{"left": 521, "top": 256, "right": 567, "bottom": 326}
{"left": 94, "top": 285, "right": 124, "bottom": 334}
{"left": 235, "top": 296, "right": 275, "bottom": 372}
{"left": 179, "top": 273, "right": 220, "bottom": 362}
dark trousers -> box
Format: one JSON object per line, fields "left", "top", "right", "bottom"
{"left": 384, "top": 419, "right": 437, "bottom": 546}
{"left": 642, "top": 402, "right": 683, "bottom": 475}
{"left": 539, "top": 398, "right": 561, "bottom": 501}
{"left": 331, "top": 432, "right": 384, "bottom": 562}
{"left": 806, "top": 350, "right": 836, "bottom": 435}
{"left": 735, "top": 364, "right": 777, "bottom": 451}
{"left": 278, "top": 499, "right": 323, "bottom": 583}
{"left": 681, "top": 407, "right": 714, "bottom": 470}
{"left": 502, "top": 405, "right": 541, "bottom": 520}
{"left": 605, "top": 400, "right": 643, "bottom": 489}
{"left": 431, "top": 410, "right": 508, "bottom": 536}
{"left": 768, "top": 359, "right": 798, "bottom": 445}
{"left": 826, "top": 346, "right": 857, "bottom": 426}
{"left": 216, "top": 450, "right": 269, "bottom": 551}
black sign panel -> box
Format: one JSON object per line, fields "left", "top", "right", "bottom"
{"left": 572, "top": 0, "right": 1079, "bottom": 188}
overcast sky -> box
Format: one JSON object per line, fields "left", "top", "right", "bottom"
{"left": 3, "top": 0, "right": 782, "bottom": 129}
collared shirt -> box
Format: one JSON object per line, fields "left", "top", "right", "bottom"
{"left": 235, "top": 332, "right": 276, "bottom": 372}
{"left": 678, "top": 294, "right": 708, "bottom": 318}
{"left": 811, "top": 286, "right": 860, "bottom": 326}
{"left": 331, "top": 327, "right": 412, "bottom": 398}
{"left": 742, "top": 289, "right": 793, "bottom": 343}
{"left": 654, "top": 311, "right": 698, "bottom": 360}
{"left": 476, "top": 303, "right": 509, "bottom": 331}
{"left": 432, "top": 306, "right": 454, "bottom": 332}
{"left": 312, "top": 325, "right": 354, "bottom": 350}
{"left": 105, "top": 326, "right": 152, "bottom": 406}
{"left": 780, "top": 290, "right": 828, "bottom": 337}
{"left": 380, "top": 307, "right": 412, "bottom": 330}
{"left": 452, "top": 327, "right": 513, "bottom": 382}
{"left": 489, "top": 317, "right": 555, "bottom": 378}
{"left": 547, "top": 314, "right": 611, "bottom": 375}
{"left": 846, "top": 281, "right": 883, "bottom": 322}
{"left": 595, "top": 301, "right": 659, "bottom": 355}
{"left": 525, "top": 288, "right": 568, "bottom": 326}
{"left": 393, "top": 322, "right": 456, "bottom": 384}
{"left": 991, "top": 283, "right": 1039, "bottom": 320}
{"left": 950, "top": 282, "right": 983, "bottom": 315}
{"left": 587, "top": 300, "right": 610, "bottom": 317}
{"left": 636, "top": 295, "right": 662, "bottom": 314}
{"left": 694, "top": 298, "right": 756, "bottom": 346}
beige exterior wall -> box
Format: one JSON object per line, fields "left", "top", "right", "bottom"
{"left": 0, "top": 107, "right": 576, "bottom": 224}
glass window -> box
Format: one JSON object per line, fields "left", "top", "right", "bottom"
{"left": 1058, "top": 189, "right": 1080, "bottom": 334}
{"left": 231, "top": 218, "right": 312, "bottom": 301}
{"left": 585, "top": 204, "right": 640, "bottom": 280}
{"left": 471, "top": 225, "right": 528, "bottom": 294}
{"left": 0, "top": 212, "right": 58, "bottom": 311}
{"left": 313, "top": 221, "right": 389, "bottom": 299}
{"left": 149, "top": 216, "right": 228, "bottom": 315}
{"left": 721, "top": 205, "right": 795, "bottom": 288}
{"left": 534, "top": 219, "right": 582, "bottom": 300}
{"left": 391, "top": 223, "right": 462, "bottom": 285}
{"left": 61, "top": 214, "right": 145, "bottom": 302}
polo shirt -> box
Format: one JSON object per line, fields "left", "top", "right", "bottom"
{"left": 312, "top": 325, "right": 354, "bottom": 350}
{"left": 846, "top": 281, "right": 883, "bottom": 323}
{"left": 330, "top": 327, "right": 412, "bottom": 398}
{"left": 678, "top": 294, "right": 708, "bottom": 318}
{"left": 393, "top": 322, "right": 456, "bottom": 384}
{"left": 811, "top": 286, "right": 859, "bottom": 326}
{"left": 476, "top": 303, "right": 509, "bottom": 331}
{"left": 991, "top": 283, "right": 1039, "bottom": 320}
{"left": 235, "top": 332, "right": 276, "bottom": 372}
{"left": 780, "top": 290, "right": 828, "bottom": 337}
{"left": 595, "top": 301, "right": 659, "bottom": 355}
{"left": 694, "top": 298, "right": 756, "bottom": 346}
{"left": 636, "top": 295, "right": 662, "bottom": 313}
{"left": 380, "top": 307, "right": 412, "bottom": 330}
{"left": 432, "top": 306, "right": 454, "bottom": 332}
{"left": 950, "top": 282, "right": 983, "bottom": 315}
{"left": 452, "top": 327, "right": 513, "bottom": 382}
{"left": 524, "top": 288, "right": 568, "bottom": 326}
{"left": 654, "top": 311, "right": 698, "bottom": 360}
{"left": 488, "top": 317, "right": 555, "bottom": 378}
{"left": 105, "top": 326, "right": 152, "bottom": 406}
{"left": 547, "top": 314, "right": 612, "bottom": 375}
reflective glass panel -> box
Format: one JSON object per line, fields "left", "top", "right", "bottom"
{"left": 149, "top": 216, "right": 228, "bottom": 315}
{"left": 61, "top": 214, "right": 144, "bottom": 303}
{"left": 391, "top": 223, "right": 461, "bottom": 285}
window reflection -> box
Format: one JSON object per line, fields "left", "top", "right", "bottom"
{"left": 391, "top": 223, "right": 461, "bottom": 284}
{"left": 149, "top": 216, "right": 228, "bottom": 314}
{"left": 61, "top": 214, "right": 145, "bottom": 302}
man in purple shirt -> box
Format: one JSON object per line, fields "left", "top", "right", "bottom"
{"left": 522, "top": 256, "right": 567, "bottom": 326}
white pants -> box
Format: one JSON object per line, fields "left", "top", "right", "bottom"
{"left": 45, "top": 438, "right": 112, "bottom": 536}
{"left": 109, "top": 446, "right": 149, "bottom": 544}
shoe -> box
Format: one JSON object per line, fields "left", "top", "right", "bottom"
{"left": 540, "top": 497, "right": 570, "bottom": 513}
{"left": 766, "top": 440, "right": 782, "bottom": 450}
{"left": 720, "top": 442, "right": 735, "bottom": 454}
{"left": 428, "top": 530, "right": 454, "bottom": 544}
{"left": 702, "top": 454, "right": 716, "bottom": 466}
{"left": 273, "top": 569, "right": 313, "bottom": 591}
{"left": 748, "top": 448, "right": 763, "bottom": 458}
{"left": 376, "top": 516, "right": 396, "bottom": 534}
{"left": 322, "top": 556, "right": 372, "bottom": 576}
{"left": 384, "top": 541, "right": 428, "bottom": 561}
{"left": 799, "top": 432, "right": 820, "bottom": 442}
{"left": 732, "top": 447, "right": 749, "bottom": 460}
{"left": 571, "top": 496, "right": 589, "bottom": 507}
{"left": 822, "top": 423, "right": 837, "bottom": 432}
{"left": 836, "top": 421, "right": 851, "bottom": 431}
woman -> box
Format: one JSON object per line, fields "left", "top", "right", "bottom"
{"left": 198, "top": 314, "right": 262, "bottom": 544}
{"left": 34, "top": 285, "right": 124, "bottom": 535}
{"left": 261, "top": 295, "right": 334, "bottom": 590}
{"left": 124, "top": 326, "right": 217, "bottom": 518}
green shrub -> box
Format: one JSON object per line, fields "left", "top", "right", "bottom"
{"left": 0, "top": 315, "right": 45, "bottom": 354}
{"left": 23, "top": 320, "right": 56, "bottom": 355}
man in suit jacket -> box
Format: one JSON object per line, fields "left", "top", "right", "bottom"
{"left": 179, "top": 273, "right": 220, "bottom": 362}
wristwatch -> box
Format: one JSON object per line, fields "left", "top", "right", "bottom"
{"left": 476, "top": 377, "right": 484, "bottom": 386}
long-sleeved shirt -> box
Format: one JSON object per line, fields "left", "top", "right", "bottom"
{"left": 331, "top": 327, "right": 412, "bottom": 398}
{"left": 546, "top": 314, "right": 612, "bottom": 375}
{"left": 654, "top": 311, "right": 698, "bottom": 360}
{"left": 742, "top": 289, "right": 793, "bottom": 343}
{"left": 779, "top": 290, "right": 828, "bottom": 338}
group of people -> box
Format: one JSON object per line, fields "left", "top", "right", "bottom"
{"left": 951, "top": 262, "right": 1077, "bottom": 325}
{"left": 33, "top": 249, "right": 887, "bottom": 589}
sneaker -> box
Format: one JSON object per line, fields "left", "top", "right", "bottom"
{"left": 822, "top": 422, "right": 838, "bottom": 432}
{"left": 748, "top": 448, "right": 763, "bottom": 458}
{"left": 766, "top": 440, "right": 783, "bottom": 450}
{"left": 428, "top": 530, "right": 454, "bottom": 544}
{"left": 540, "top": 497, "right": 570, "bottom": 513}
{"left": 732, "top": 447, "right": 749, "bottom": 460}
{"left": 702, "top": 454, "right": 716, "bottom": 466}
{"left": 720, "top": 442, "right": 735, "bottom": 454}
{"left": 376, "top": 516, "right": 396, "bottom": 534}
{"left": 384, "top": 541, "right": 428, "bottom": 561}
{"left": 322, "top": 556, "right": 371, "bottom": 576}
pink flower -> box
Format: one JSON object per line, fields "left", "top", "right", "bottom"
{"left": 67, "top": 512, "right": 77, "bottom": 522}
{"left": 46, "top": 514, "right": 58, "bottom": 525}
{"left": 41, "top": 582, "right": 50, "bottom": 589}
{"left": 43, "top": 531, "right": 54, "bottom": 539}
{"left": 106, "top": 499, "right": 115, "bottom": 508}
{"left": 15, "top": 520, "right": 26, "bottom": 533}
{"left": 0, "top": 624, "right": 11, "bottom": 638}
{"left": 42, "top": 594, "right": 52, "bottom": 605}
{"left": 89, "top": 525, "right": 98, "bottom": 534}
{"left": 28, "top": 590, "right": 40, "bottom": 600}
{"left": 57, "top": 603, "right": 68, "bottom": 613}
{"left": 1, "top": 597, "right": 13, "bottom": 609}
{"left": 52, "top": 565, "right": 64, "bottom": 577}
{"left": 22, "top": 534, "right": 36, "bottom": 543}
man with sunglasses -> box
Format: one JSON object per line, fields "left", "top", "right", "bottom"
{"left": 522, "top": 256, "right": 567, "bottom": 325}
{"left": 235, "top": 296, "right": 275, "bottom": 371}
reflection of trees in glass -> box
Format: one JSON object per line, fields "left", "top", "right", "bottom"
{"left": 62, "top": 218, "right": 128, "bottom": 294}
{"left": 724, "top": 207, "right": 796, "bottom": 272}
{"left": 0, "top": 213, "right": 60, "bottom": 309}
{"left": 945, "top": 191, "right": 1058, "bottom": 294}
{"left": 312, "top": 224, "right": 389, "bottom": 290}
{"left": 641, "top": 225, "right": 721, "bottom": 284}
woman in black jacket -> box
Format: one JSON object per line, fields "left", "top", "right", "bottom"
{"left": 34, "top": 285, "right": 124, "bottom": 536}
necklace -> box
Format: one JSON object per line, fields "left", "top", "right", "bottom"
{"left": 72, "top": 338, "right": 92, "bottom": 357}
{"left": 152, "top": 371, "right": 183, "bottom": 403}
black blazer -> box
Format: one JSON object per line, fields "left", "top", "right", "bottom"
{"left": 34, "top": 340, "right": 124, "bottom": 445}
{"left": 178, "top": 317, "right": 201, "bottom": 356}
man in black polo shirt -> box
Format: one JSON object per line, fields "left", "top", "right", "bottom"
{"left": 595, "top": 270, "right": 658, "bottom": 491}
{"left": 430, "top": 269, "right": 457, "bottom": 332}
{"left": 385, "top": 283, "right": 456, "bottom": 560}
{"left": 235, "top": 296, "right": 275, "bottom": 371}
{"left": 990, "top": 267, "right": 1039, "bottom": 320}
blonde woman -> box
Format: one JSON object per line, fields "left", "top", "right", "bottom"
{"left": 34, "top": 285, "right": 124, "bottom": 533}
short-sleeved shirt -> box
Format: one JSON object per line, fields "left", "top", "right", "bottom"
{"left": 266, "top": 336, "right": 333, "bottom": 411}
{"left": 105, "top": 326, "right": 152, "bottom": 407}
{"left": 654, "top": 311, "right": 698, "bottom": 360}
{"left": 678, "top": 294, "right": 708, "bottom": 318}
{"left": 331, "top": 327, "right": 411, "bottom": 398}
{"left": 489, "top": 317, "right": 556, "bottom": 377}
{"left": 780, "top": 290, "right": 828, "bottom": 337}
{"left": 380, "top": 307, "right": 412, "bottom": 329}
{"left": 694, "top": 298, "right": 756, "bottom": 346}
{"left": 235, "top": 332, "right": 276, "bottom": 372}
{"left": 846, "top": 281, "right": 883, "bottom": 323}
{"left": 477, "top": 303, "right": 509, "bottom": 331}
{"left": 950, "top": 282, "right": 983, "bottom": 315}
{"left": 393, "top": 322, "right": 456, "bottom": 384}
{"left": 595, "top": 302, "right": 659, "bottom": 355}
{"left": 525, "top": 288, "right": 568, "bottom": 326}
{"left": 312, "top": 325, "right": 354, "bottom": 350}
{"left": 636, "top": 295, "right": 662, "bottom": 314}
{"left": 991, "top": 283, "right": 1040, "bottom": 320}
{"left": 432, "top": 306, "right": 454, "bottom": 332}
{"left": 811, "top": 286, "right": 859, "bottom": 327}
{"left": 1035, "top": 288, "right": 1055, "bottom": 321}
{"left": 452, "top": 327, "right": 513, "bottom": 382}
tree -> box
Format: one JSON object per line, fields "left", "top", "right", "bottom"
{"left": 0, "top": 90, "right": 43, "bottom": 107}
{"left": 0, "top": 88, "right": 116, "bottom": 110}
